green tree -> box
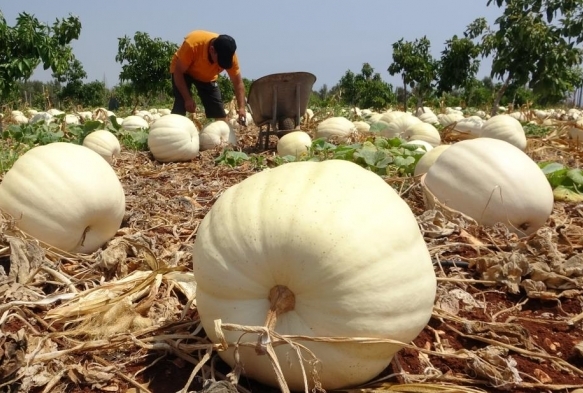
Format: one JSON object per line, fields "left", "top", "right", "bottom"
{"left": 0, "top": 11, "right": 81, "bottom": 103}
{"left": 338, "top": 63, "right": 395, "bottom": 110}
{"left": 52, "top": 57, "right": 87, "bottom": 107}
{"left": 387, "top": 37, "right": 438, "bottom": 111}
{"left": 437, "top": 35, "right": 481, "bottom": 97}
{"left": 115, "top": 32, "right": 178, "bottom": 108}
{"left": 78, "top": 80, "right": 107, "bottom": 108}
{"left": 467, "top": 0, "right": 583, "bottom": 115}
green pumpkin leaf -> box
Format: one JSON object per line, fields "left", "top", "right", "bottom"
{"left": 567, "top": 169, "right": 583, "bottom": 185}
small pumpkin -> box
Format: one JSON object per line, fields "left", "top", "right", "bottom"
{"left": 199, "top": 120, "right": 237, "bottom": 151}
{"left": 0, "top": 142, "right": 125, "bottom": 253}
{"left": 352, "top": 120, "right": 371, "bottom": 134}
{"left": 147, "top": 114, "right": 200, "bottom": 162}
{"left": 121, "top": 115, "right": 149, "bottom": 131}
{"left": 193, "top": 159, "right": 436, "bottom": 391}
{"left": 422, "top": 138, "right": 553, "bottom": 236}
{"left": 82, "top": 130, "right": 121, "bottom": 164}
{"left": 276, "top": 131, "right": 312, "bottom": 157}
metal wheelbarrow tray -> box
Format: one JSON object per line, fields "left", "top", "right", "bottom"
{"left": 247, "top": 71, "right": 317, "bottom": 150}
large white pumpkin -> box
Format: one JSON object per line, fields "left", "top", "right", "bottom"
{"left": 422, "top": 138, "right": 553, "bottom": 236}
{"left": 403, "top": 122, "right": 441, "bottom": 146}
{"left": 314, "top": 117, "right": 357, "bottom": 142}
{"left": 199, "top": 120, "right": 237, "bottom": 151}
{"left": 276, "top": 131, "right": 312, "bottom": 157}
{"left": 480, "top": 114, "right": 527, "bottom": 150}
{"left": 82, "top": 130, "right": 121, "bottom": 164}
{"left": 414, "top": 144, "right": 450, "bottom": 176}
{"left": 147, "top": 114, "right": 200, "bottom": 162}
{"left": 0, "top": 143, "right": 125, "bottom": 253}
{"left": 380, "top": 113, "right": 422, "bottom": 138}
{"left": 193, "top": 159, "right": 436, "bottom": 391}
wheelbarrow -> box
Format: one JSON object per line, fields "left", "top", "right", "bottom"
{"left": 246, "top": 72, "right": 317, "bottom": 150}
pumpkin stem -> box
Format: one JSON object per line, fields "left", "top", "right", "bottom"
{"left": 265, "top": 285, "right": 295, "bottom": 331}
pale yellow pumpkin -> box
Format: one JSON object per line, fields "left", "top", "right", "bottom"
{"left": 82, "top": 130, "right": 121, "bottom": 164}
{"left": 0, "top": 142, "right": 125, "bottom": 253}
{"left": 422, "top": 138, "right": 553, "bottom": 236}
{"left": 147, "top": 114, "right": 200, "bottom": 162}
{"left": 193, "top": 159, "right": 436, "bottom": 391}
{"left": 276, "top": 131, "right": 312, "bottom": 157}
{"left": 199, "top": 120, "right": 237, "bottom": 151}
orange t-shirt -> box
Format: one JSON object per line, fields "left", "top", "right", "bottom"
{"left": 170, "top": 30, "right": 240, "bottom": 82}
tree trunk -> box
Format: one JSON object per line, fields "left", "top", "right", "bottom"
{"left": 403, "top": 75, "right": 407, "bottom": 112}
{"left": 416, "top": 94, "right": 423, "bottom": 113}
{"left": 490, "top": 75, "right": 511, "bottom": 117}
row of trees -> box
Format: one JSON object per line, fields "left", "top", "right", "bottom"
{"left": 2, "top": 0, "right": 583, "bottom": 114}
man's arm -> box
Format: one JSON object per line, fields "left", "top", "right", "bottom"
{"left": 173, "top": 58, "right": 196, "bottom": 113}
{"left": 230, "top": 72, "right": 247, "bottom": 122}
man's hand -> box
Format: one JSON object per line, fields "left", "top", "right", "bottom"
{"left": 185, "top": 98, "right": 196, "bottom": 113}
{"left": 237, "top": 108, "right": 247, "bottom": 126}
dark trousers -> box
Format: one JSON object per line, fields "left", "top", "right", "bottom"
{"left": 171, "top": 73, "right": 225, "bottom": 118}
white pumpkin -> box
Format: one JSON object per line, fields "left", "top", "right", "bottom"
{"left": 453, "top": 115, "right": 484, "bottom": 137}
{"left": 276, "top": 131, "right": 312, "bottom": 157}
{"left": 352, "top": 120, "right": 371, "bottom": 134}
{"left": 192, "top": 159, "right": 436, "bottom": 391}
{"left": 314, "top": 116, "right": 357, "bottom": 142}
{"left": 147, "top": 114, "right": 200, "bottom": 162}
{"left": 403, "top": 122, "right": 441, "bottom": 146}
{"left": 65, "top": 114, "right": 80, "bottom": 125}
{"left": 11, "top": 113, "right": 29, "bottom": 124}
{"left": 83, "top": 130, "right": 121, "bottom": 164}
{"left": 367, "top": 112, "right": 383, "bottom": 123}
{"left": 414, "top": 144, "right": 450, "bottom": 176}
{"left": 422, "top": 138, "right": 553, "bottom": 236}
{"left": 509, "top": 111, "right": 528, "bottom": 122}
{"left": 378, "top": 110, "right": 406, "bottom": 124}
{"left": 0, "top": 142, "right": 125, "bottom": 253}
{"left": 380, "top": 113, "right": 421, "bottom": 138}
{"left": 199, "top": 120, "right": 237, "bottom": 151}
{"left": 437, "top": 113, "right": 464, "bottom": 127}
{"left": 480, "top": 114, "right": 527, "bottom": 150}
{"left": 416, "top": 109, "right": 439, "bottom": 124}
{"left": 406, "top": 139, "right": 434, "bottom": 152}
{"left": 567, "top": 118, "right": 583, "bottom": 141}
{"left": 121, "top": 115, "right": 149, "bottom": 131}
{"left": 47, "top": 109, "right": 64, "bottom": 116}
{"left": 30, "top": 112, "right": 53, "bottom": 124}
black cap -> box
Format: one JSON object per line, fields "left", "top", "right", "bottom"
{"left": 213, "top": 34, "right": 237, "bottom": 69}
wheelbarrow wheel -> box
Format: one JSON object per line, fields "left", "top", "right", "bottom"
{"left": 278, "top": 117, "right": 295, "bottom": 131}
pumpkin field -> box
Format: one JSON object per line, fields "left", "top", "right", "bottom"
{"left": 1, "top": 105, "right": 583, "bottom": 393}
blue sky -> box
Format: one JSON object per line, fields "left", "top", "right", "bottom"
{"left": 2, "top": 1, "right": 503, "bottom": 90}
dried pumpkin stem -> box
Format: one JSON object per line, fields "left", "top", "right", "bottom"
{"left": 264, "top": 285, "right": 295, "bottom": 331}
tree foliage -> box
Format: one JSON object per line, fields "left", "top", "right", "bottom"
{"left": 115, "top": 32, "right": 178, "bottom": 107}
{"left": 467, "top": 0, "right": 583, "bottom": 114}
{"left": 437, "top": 35, "right": 482, "bottom": 95}
{"left": 0, "top": 11, "right": 81, "bottom": 102}
{"left": 338, "top": 63, "right": 395, "bottom": 110}
{"left": 387, "top": 37, "right": 438, "bottom": 110}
